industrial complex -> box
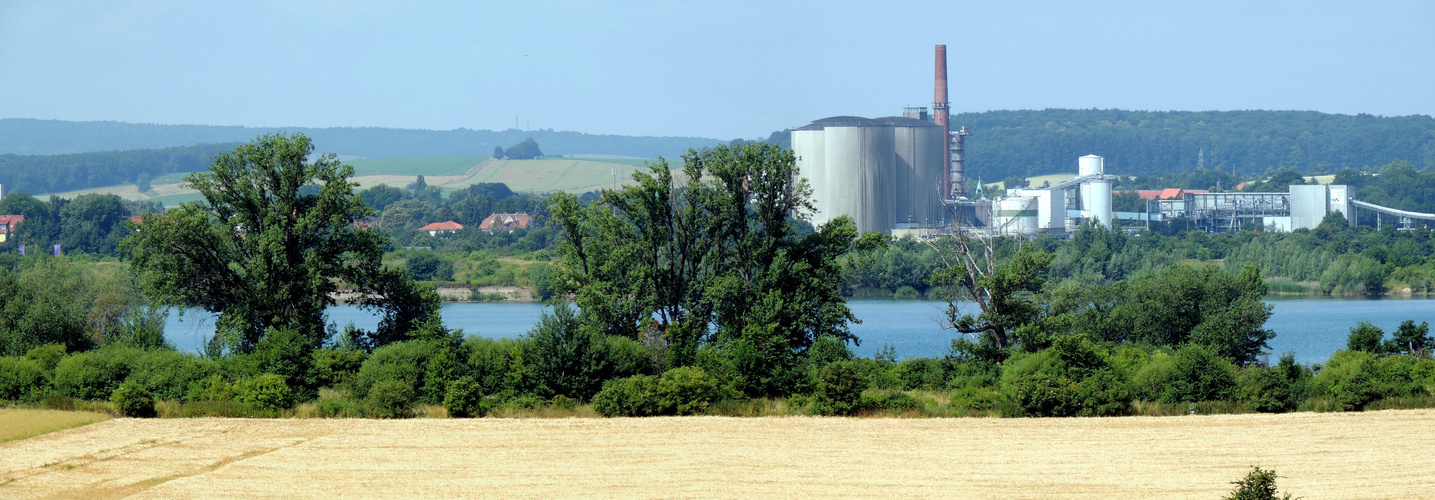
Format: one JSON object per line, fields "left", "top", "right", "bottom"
{"left": 792, "top": 46, "right": 1435, "bottom": 238}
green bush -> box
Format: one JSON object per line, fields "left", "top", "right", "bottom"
{"left": 812, "top": 361, "right": 866, "bottom": 416}
{"left": 1131, "top": 345, "right": 1237, "bottom": 403}
{"left": 313, "top": 348, "right": 366, "bottom": 388}
{"left": 1313, "top": 350, "right": 1380, "bottom": 411}
{"left": 234, "top": 374, "right": 294, "bottom": 412}
{"left": 127, "top": 349, "right": 215, "bottom": 400}
{"left": 949, "top": 386, "right": 1003, "bottom": 414}
{"left": 24, "top": 344, "right": 66, "bottom": 375}
{"left": 254, "top": 328, "right": 317, "bottom": 398}
{"left": 110, "top": 381, "right": 156, "bottom": 418}
{"left": 895, "top": 358, "right": 952, "bottom": 390}
{"left": 999, "top": 337, "right": 1131, "bottom": 417}
{"left": 314, "top": 397, "right": 364, "bottom": 418}
{"left": 466, "top": 337, "right": 523, "bottom": 395}
{"left": 1223, "top": 466, "right": 1294, "bottom": 500}
{"left": 54, "top": 346, "right": 142, "bottom": 400}
{"left": 443, "top": 377, "right": 484, "bottom": 418}
{"left": 353, "top": 340, "right": 448, "bottom": 401}
{"left": 421, "top": 348, "right": 461, "bottom": 405}
{"left": 657, "top": 366, "right": 722, "bottom": 415}
{"left": 1240, "top": 367, "right": 1296, "bottom": 413}
{"left": 592, "top": 375, "right": 662, "bottom": 417}
{"left": 549, "top": 394, "right": 578, "bottom": 410}
{"left": 185, "top": 375, "right": 235, "bottom": 401}
{"left": 860, "top": 390, "right": 924, "bottom": 412}
{"left": 1166, "top": 344, "right": 1238, "bottom": 403}
{"left": 0, "top": 357, "right": 47, "bottom": 402}
{"left": 366, "top": 379, "right": 416, "bottom": 418}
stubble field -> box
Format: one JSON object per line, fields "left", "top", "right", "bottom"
{"left": 2, "top": 409, "right": 1432, "bottom": 499}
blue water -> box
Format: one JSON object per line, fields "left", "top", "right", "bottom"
{"left": 165, "top": 297, "right": 1435, "bottom": 364}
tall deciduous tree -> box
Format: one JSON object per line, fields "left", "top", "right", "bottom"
{"left": 929, "top": 237, "right": 1054, "bottom": 353}
{"left": 124, "top": 133, "right": 437, "bottom": 353}
{"left": 548, "top": 143, "right": 864, "bottom": 395}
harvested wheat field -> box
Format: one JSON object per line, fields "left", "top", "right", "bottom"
{"left": 2, "top": 410, "right": 1434, "bottom": 499}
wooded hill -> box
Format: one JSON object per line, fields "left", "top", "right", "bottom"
{"left": 771, "top": 109, "right": 1435, "bottom": 181}
{"left": 0, "top": 143, "right": 239, "bottom": 195}
{"left": 0, "top": 119, "right": 722, "bottom": 159}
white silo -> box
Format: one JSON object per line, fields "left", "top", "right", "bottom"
{"left": 818, "top": 117, "right": 895, "bottom": 234}
{"left": 1076, "top": 155, "right": 1112, "bottom": 227}
{"left": 883, "top": 116, "right": 945, "bottom": 226}
{"left": 791, "top": 126, "right": 828, "bottom": 224}
{"left": 994, "top": 190, "right": 1039, "bottom": 237}
{"left": 1078, "top": 154, "right": 1104, "bottom": 177}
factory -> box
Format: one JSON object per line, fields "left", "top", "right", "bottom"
{"left": 792, "top": 46, "right": 1435, "bottom": 238}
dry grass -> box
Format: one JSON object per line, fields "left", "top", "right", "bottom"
{"left": 2, "top": 410, "right": 1433, "bottom": 498}
{"left": 0, "top": 409, "right": 110, "bottom": 444}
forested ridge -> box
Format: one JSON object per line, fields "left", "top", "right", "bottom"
{"left": 0, "top": 143, "right": 239, "bottom": 195}
{"left": 956, "top": 109, "right": 1435, "bottom": 179}
{"left": 771, "top": 109, "right": 1435, "bottom": 181}
{"left": 0, "top": 118, "right": 722, "bottom": 159}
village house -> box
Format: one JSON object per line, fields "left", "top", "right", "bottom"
{"left": 479, "top": 213, "right": 533, "bottom": 232}
{"left": 0, "top": 215, "right": 22, "bottom": 243}
{"left": 418, "top": 221, "right": 463, "bottom": 236}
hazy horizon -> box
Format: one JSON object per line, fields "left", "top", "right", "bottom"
{"left": 2, "top": 1, "right": 1431, "bottom": 140}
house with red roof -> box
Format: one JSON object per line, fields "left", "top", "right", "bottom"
{"left": 0, "top": 215, "right": 22, "bottom": 243}
{"left": 479, "top": 213, "right": 534, "bottom": 232}
{"left": 418, "top": 221, "right": 463, "bottom": 236}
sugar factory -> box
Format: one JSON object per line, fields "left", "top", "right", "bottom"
{"left": 791, "top": 45, "right": 1435, "bottom": 238}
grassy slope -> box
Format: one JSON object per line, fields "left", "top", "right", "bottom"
{"left": 43, "top": 156, "right": 657, "bottom": 207}
{"left": 447, "top": 159, "right": 656, "bottom": 192}
{"left": 342, "top": 156, "right": 487, "bottom": 176}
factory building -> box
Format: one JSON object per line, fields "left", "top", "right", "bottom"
{"left": 793, "top": 114, "right": 946, "bottom": 234}
{"left": 789, "top": 43, "right": 1435, "bottom": 238}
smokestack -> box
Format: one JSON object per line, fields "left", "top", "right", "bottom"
{"left": 934, "top": 45, "right": 953, "bottom": 198}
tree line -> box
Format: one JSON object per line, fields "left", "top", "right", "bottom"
{"left": 0, "top": 143, "right": 238, "bottom": 195}
{"left": 2, "top": 134, "right": 1433, "bottom": 420}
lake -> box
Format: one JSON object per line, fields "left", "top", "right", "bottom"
{"left": 165, "top": 297, "right": 1435, "bottom": 364}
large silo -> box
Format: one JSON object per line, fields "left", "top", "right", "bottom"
{"left": 791, "top": 125, "right": 828, "bottom": 224}
{"left": 1077, "top": 155, "right": 1112, "bottom": 227}
{"left": 993, "top": 191, "right": 1039, "bottom": 237}
{"left": 879, "top": 116, "right": 945, "bottom": 226}
{"left": 824, "top": 121, "right": 895, "bottom": 233}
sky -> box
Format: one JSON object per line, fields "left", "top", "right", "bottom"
{"left": 1, "top": 0, "right": 1431, "bottom": 140}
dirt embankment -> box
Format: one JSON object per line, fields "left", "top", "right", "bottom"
{"left": 3, "top": 410, "right": 1433, "bottom": 498}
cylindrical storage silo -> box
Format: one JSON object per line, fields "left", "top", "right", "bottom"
{"left": 993, "top": 193, "right": 1038, "bottom": 237}
{"left": 1088, "top": 179, "right": 1112, "bottom": 227}
{"left": 856, "top": 124, "right": 896, "bottom": 234}
{"left": 881, "top": 116, "right": 945, "bottom": 226}
{"left": 1078, "top": 154, "right": 1104, "bottom": 177}
{"left": 791, "top": 126, "right": 827, "bottom": 224}
{"left": 819, "top": 116, "right": 894, "bottom": 234}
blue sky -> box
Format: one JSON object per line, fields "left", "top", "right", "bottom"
{"left": 1, "top": 0, "right": 1430, "bottom": 139}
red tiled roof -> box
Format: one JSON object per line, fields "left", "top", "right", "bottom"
{"left": 479, "top": 213, "right": 534, "bottom": 231}
{"left": 0, "top": 215, "right": 23, "bottom": 234}
{"left": 418, "top": 221, "right": 464, "bottom": 231}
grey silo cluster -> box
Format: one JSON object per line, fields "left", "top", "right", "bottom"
{"left": 792, "top": 115, "right": 947, "bottom": 234}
